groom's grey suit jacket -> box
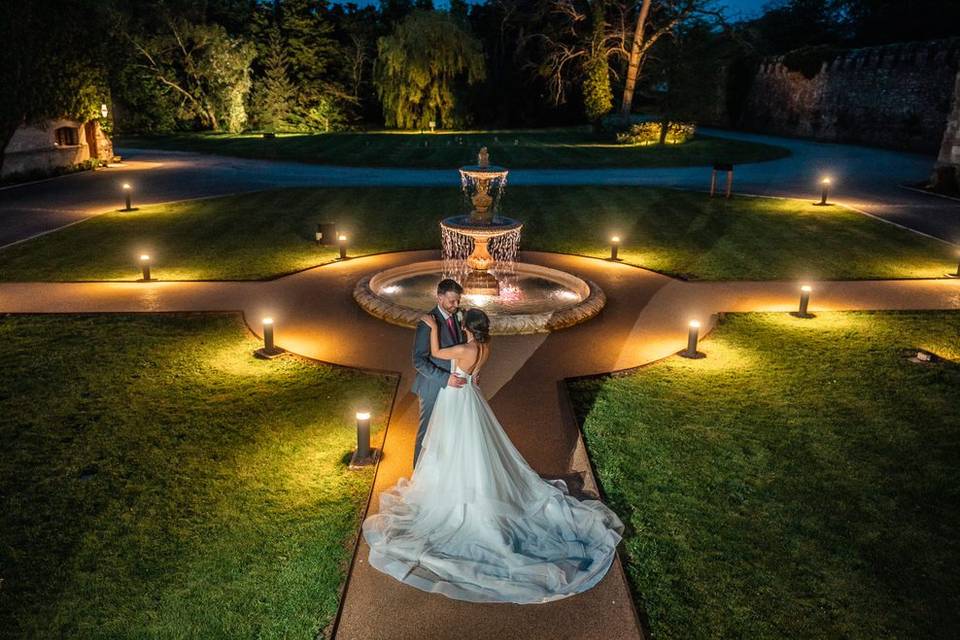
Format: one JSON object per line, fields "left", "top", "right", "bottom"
{"left": 412, "top": 306, "right": 464, "bottom": 398}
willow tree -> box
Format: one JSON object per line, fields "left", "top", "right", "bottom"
{"left": 375, "top": 10, "right": 485, "bottom": 129}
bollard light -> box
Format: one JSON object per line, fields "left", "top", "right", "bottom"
{"left": 609, "top": 236, "right": 621, "bottom": 261}
{"left": 262, "top": 317, "right": 275, "bottom": 352}
{"left": 349, "top": 410, "right": 378, "bottom": 468}
{"left": 816, "top": 177, "right": 831, "bottom": 206}
{"left": 122, "top": 183, "right": 133, "bottom": 211}
{"left": 338, "top": 234, "right": 348, "bottom": 260}
{"left": 139, "top": 254, "right": 151, "bottom": 281}
{"left": 355, "top": 411, "right": 371, "bottom": 459}
{"left": 792, "top": 285, "right": 814, "bottom": 318}
{"left": 680, "top": 320, "right": 705, "bottom": 359}
{"left": 254, "top": 316, "right": 285, "bottom": 359}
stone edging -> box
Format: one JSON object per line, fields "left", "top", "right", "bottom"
{"left": 352, "top": 260, "right": 606, "bottom": 335}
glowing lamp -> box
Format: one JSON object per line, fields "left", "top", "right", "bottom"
{"left": 681, "top": 319, "right": 705, "bottom": 359}
{"left": 122, "top": 183, "right": 133, "bottom": 211}
{"left": 817, "top": 176, "right": 831, "bottom": 206}
{"left": 793, "top": 285, "right": 814, "bottom": 318}
{"left": 253, "top": 316, "right": 285, "bottom": 358}
{"left": 350, "top": 410, "right": 376, "bottom": 467}
{"left": 338, "top": 234, "right": 348, "bottom": 260}
{"left": 609, "top": 236, "right": 622, "bottom": 261}
{"left": 139, "top": 254, "right": 151, "bottom": 281}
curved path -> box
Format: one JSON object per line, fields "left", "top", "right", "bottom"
{"left": 1, "top": 129, "right": 958, "bottom": 248}
{"left": 1, "top": 250, "right": 958, "bottom": 639}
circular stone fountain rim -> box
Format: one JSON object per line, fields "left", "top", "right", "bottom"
{"left": 459, "top": 165, "right": 509, "bottom": 176}
{"left": 441, "top": 215, "right": 523, "bottom": 234}
{"left": 353, "top": 259, "right": 606, "bottom": 335}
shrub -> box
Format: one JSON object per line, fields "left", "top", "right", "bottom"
{"left": 616, "top": 121, "right": 696, "bottom": 145}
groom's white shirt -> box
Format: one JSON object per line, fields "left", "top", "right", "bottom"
{"left": 436, "top": 305, "right": 451, "bottom": 321}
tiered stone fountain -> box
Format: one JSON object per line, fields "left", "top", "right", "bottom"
{"left": 353, "top": 149, "right": 605, "bottom": 334}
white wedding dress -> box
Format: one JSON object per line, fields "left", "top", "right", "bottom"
{"left": 362, "top": 358, "right": 624, "bottom": 604}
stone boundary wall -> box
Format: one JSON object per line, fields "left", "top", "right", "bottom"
{"left": 739, "top": 39, "right": 960, "bottom": 154}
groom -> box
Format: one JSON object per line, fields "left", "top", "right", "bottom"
{"left": 411, "top": 278, "right": 466, "bottom": 467}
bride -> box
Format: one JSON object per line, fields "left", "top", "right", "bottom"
{"left": 362, "top": 307, "right": 624, "bottom": 604}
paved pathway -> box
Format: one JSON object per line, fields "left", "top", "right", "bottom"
{"left": 1, "top": 250, "right": 958, "bottom": 639}
{"left": 1, "top": 130, "right": 958, "bottom": 248}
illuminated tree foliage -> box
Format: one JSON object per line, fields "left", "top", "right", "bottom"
{"left": 375, "top": 10, "right": 485, "bottom": 129}
{"left": 582, "top": 2, "right": 614, "bottom": 125}
{"left": 126, "top": 19, "right": 255, "bottom": 132}
{"left": 249, "top": 26, "right": 296, "bottom": 131}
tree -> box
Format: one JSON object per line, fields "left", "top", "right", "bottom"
{"left": 583, "top": 2, "right": 614, "bottom": 124}
{"left": 249, "top": 26, "right": 296, "bottom": 131}
{"left": 375, "top": 10, "right": 486, "bottom": 129}
{"left": 126, "top": 18, "right": 255, "bottom": 131}
{"left": 0, "top": 0, "right": 109, "bottom": 174}
{"left": 537, "top": 0, "right": 723, "bottom": 119}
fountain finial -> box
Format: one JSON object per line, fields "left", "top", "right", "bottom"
{"left": 478, "top": 147, "right": 489, "bottom": 168}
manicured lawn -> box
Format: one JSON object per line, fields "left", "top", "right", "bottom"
{"left": 117, "top": 129, "right": 790, "bottom": 169}
{"left": 0, "top": 186, "right": 953, "bottom": 281}
{"left": 0, "top": 313, "right": 395, "bottom": 639}
{"left": 568, "top": 312, "right": 960, "bottom": 639}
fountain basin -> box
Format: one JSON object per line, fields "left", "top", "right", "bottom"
{"left": 353, "top": 259, "right": 605, "bottom": 335}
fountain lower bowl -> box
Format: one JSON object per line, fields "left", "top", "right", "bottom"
{"left": 440, "top": 215, "right": 522, "bottom": 238}
{"left": 353, "top": 259, "right": 605, "bottom": 335}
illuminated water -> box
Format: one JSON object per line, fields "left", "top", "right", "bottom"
{"left": 373, "top": 266, "right": 585, "bottom": 316}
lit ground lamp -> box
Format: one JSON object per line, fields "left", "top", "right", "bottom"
{"left": 349, "top": 410, "right": 380, "bottom": 468}
{"left": 139, "top": 254, "right": 152, "bottom": 281}
{"left": 338, "top": 234, "right": 349, "bottom": 260}
{"left": 680, "top": 320, "right": 706, "bottom": 359}
{"left": 122, "top": 183, "right": 134, "bottom": 211}
{"left": 254, "top": 317, "right": 286, "bottom": 359}
{"left": 609, "top": 236, "right": 622, "bottom": 261}
{"left": 791, "top": 285, "right": 815, "bottom": 318}
{"left": 815, "top": 177, "right": 831, "bottom": 206}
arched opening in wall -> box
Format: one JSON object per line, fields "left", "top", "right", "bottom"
{"left": 53, "top": 127, "right": 79, "bottom": 147}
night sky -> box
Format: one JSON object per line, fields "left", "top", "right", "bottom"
{"left": 334, "top": 0, "right": 775, "bottom": 21}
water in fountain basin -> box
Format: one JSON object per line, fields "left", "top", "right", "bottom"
{"left": 379, "top": 269, "right": 584, "bottom": 315}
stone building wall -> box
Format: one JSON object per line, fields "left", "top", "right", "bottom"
{"left": 2, "top": 118, "right": 113, "bottom": 179}
{"left": 739, "top": 39, "right": 960, "bottom": 154}
{"left": 934, "top": 69, "right": 960, "bottom": 190}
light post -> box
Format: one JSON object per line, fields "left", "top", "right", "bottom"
{"left": 349, "top": 410, "right": 379, "bottom": 468}
{"left": 122, "top": 183, "right": 133, "bottom": 211}
{"left": 262, "top": 317, "right": 275, "bottom": 352}
{"left": 254, "top": 317, "right": 286, "bottom": 358}
{"left": 338, "top": 234, "right": 348, "bottom": 260}
{"left": 139, "top": 254, "right": 151, "bottom": 281}
{"left": 816, "top": 177, "right": 831, "bottom": 206}
{"left": 792, "top": 285, "right": 814, "bottom": 318}
{"left": 609, "top": 236, "right": 621, "bottom": 261}
{"left": 680, "top": 320, "right": 705, "bottom": 359}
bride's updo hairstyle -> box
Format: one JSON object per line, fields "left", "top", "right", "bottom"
{"left": 464, "top": 308, "right": 491, "bottom": 343}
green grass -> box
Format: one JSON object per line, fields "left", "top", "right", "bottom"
{"left": 0, "top": 313, "right": 396, "bottom": 639}
{"left": 0, "top": 186, "right": 953, "bottom": 281}
{"left": 116, "top": 129, "right": 790, "bottom": 169}
{"left": 568, "top": 312, "right": 960, "bottom": 639}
